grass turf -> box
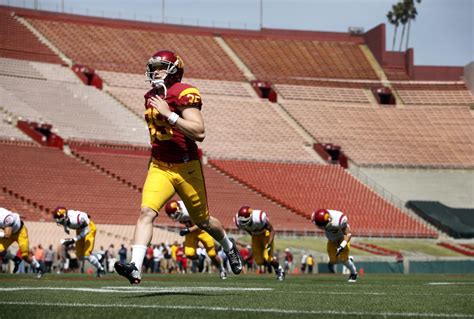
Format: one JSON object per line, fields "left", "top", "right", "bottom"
{"left": 1, "top": 272, "right": 473, "bottom": 318}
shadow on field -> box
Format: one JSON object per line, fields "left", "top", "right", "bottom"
{"left": 123, "top": 292, "right": 226, "bottom": 298}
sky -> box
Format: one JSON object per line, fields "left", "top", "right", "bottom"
{"left": 2, "top": 0, "right": 473, "bottom": 67}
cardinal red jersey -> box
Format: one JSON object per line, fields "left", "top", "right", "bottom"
{"left": 144, "top": 82, "right": 202, "bottom": 163}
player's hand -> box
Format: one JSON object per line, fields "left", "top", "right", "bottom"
{"left": 61, "top": 238, "right": 75, "bottom": 247}
{"left": 179, "top": 228, "right": 191, "bottom": 236}
{"left": 150, "top": 96, "right": 171, "bottom": 117}
{"left": 336, "top": 246, "right": 344, "bottom": 256}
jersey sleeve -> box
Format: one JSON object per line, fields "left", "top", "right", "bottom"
{"left": 78, "top": 213, "right": 90, "bottom": 228}
{"left": 339, "top": 215, "right": 348, "bottom": 228}
{"left": 261, "top": 212, "right": 268, "bottom": 225}
{"left": 177, "top": 87, "right": 202, "bottom": 108}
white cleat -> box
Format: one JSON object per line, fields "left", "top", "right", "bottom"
{"left": 219, "top": 269, "right": 228, "bottom": 280}
{"left": 348, "top": 273, "right": 358, "bottom": 283}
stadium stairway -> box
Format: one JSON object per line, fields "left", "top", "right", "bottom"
{"left": 14, "top": 13, "right": 72, "bottom": 66}
{"left": 351, "top": 242, "right": 403, "bottom": 260}
{"left": 437, "top": 242, "right": 474, "bottom": 257}
{"left": 358, "top": 44, "right": 403, "bottom": 105}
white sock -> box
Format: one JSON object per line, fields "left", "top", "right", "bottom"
{"left": 219, "top": 235, "right": 233, "bottom": 252}
{"left": 87, "top": 254, "right": 103, "bottom": 270}
{"left": 131, "top": 245, "right": 147, "bottom": 271}
{"left": 344, "top": 259, "right": 357, "bottom": 275}
{"left": 31, "top": 256, "right": 40, "bottom": 269}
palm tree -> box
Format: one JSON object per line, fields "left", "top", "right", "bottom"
{"left": 398, "top": 2, "right": 409, "bottom": 51}
{"left": 387, "top": 4, "right": 401, "bottom": 50}
{"left": 405, "top": 0, "right": 421, "bottom": 50}
{"left": 387, "top": 1, "right": 421, "bottom": 51}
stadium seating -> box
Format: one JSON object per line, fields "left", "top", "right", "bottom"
{"left": 0, "top": 74, "right": 149, "bottom": 145}
{"left": 0, "top": 6, "right": 470, "bottom": 240}
{"left": 275, "top": 84, "right": 372, "bottom": 103}
{"left": 0, "top": 185, "right": 43, "bottom": 221}
{"left": 397, "top": 89, "right": 473, "bottom": 106}
{"left": 201, "top": 96, "right": 319, "bottom": 162}
{"left": 23, "top": 13, "right": 246, "bottom": 81}
{"left": 224, "top": 36, "right": 379, "bottom": 86}
{"left": 209, "top": 159, "right": 438, "bottom": 238}
{"left": 99, "top": 70, "right": 255, "bottom": 97}
{"left": 70, "top": 146, "right": 150, "bottom": 191}
{"left": 0, "top": 112, "right": 31, "bottom": 141}
{"left": 0, "top": 143, "right": 142, "bottom": 225}
{"left": 68, "top": 145, "right": 312, "bottom": 232}
{"left": 0, "top": 9, "right": 63, "bottom": 64}
{"left": 281, "top": 101, "right": 474, "bottom": 168}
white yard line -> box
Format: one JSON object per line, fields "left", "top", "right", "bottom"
{"left": 0, "top": 301, "right": 472, "bottom": 318}
{"left": 1, "top": 286, "right": 472, "bottom": 297}
{"left": 428, "top": 282, "right": 474, "bottom": 285}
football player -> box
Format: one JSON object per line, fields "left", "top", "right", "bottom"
{"left": 52, "top": 206, "right": 105, "bottom": 277}
{"left": 234, "top": 206, "right": 285, "bottom": 281}
{"left": 164, "top": 199, "right": 228, "bottom": 279}
{"left": 114, "top": 50, "right": 242, "bottom": 284}
{"left": 311, "top": 209, "right": 358, "bottom": 282}
{"left": 0, "top": 207, "right": 43, "bottom": 277}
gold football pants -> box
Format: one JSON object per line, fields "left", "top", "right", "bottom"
{"left": 142, "top": 159, "right": 209, "bottom": 224}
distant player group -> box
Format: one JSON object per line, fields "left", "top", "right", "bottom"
{"left": 1, "top": 49, "right": 357, "bottom": 283}
{"left": 0, "top": 202, "right": 357, "bottom": 283}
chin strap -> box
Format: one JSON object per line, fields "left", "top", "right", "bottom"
{"left": 151, "top": 76, "right": 168, "bottom": 98}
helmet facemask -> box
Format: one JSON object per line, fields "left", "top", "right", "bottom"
{"left": 145, "top": 57, "right": 179, "bottom": 97}
{"left": 168, "top": 209, "right": 183, "bottom": 221}
{"left": 53, "top": 207, "right": 70, "bottom": 234}
{"left": 238, "top": 216, "right": 252, "bottom": 226}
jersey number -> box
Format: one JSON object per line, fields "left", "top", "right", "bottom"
{"left": 186, "top": 93, "right": 201, "bottom": 105}
{"left": 145, "top": 108, "right": 173, "bottom": 142}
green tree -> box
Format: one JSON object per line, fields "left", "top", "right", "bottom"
{"left": 387, "top": 0, "right": 421, "bottom": 51}
{"left": 404, "top": 0, "right": 421, "bottom": 50}
{"left": 387, "top": 2, "right": 404, "bottom": 50}
{"left": 398, "top": 1, "right": 409, "bottom": 51}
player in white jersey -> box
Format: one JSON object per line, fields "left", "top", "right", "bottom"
{"left": 311, "top": 209, "right": 357, "bottom": 282}
{"left": 234, "top": 206, "right": 285, "bottom": 281}
{"left": 0, "top": 207, "right": 43, "bottom": 277}
{"left": 52, "top": 207, "right": 105, "bottom": 277}
{"left": 164, "top": 200, "right": 228, "bottom": 279}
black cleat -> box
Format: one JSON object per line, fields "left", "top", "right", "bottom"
{"left": 114, "top": 262, "right": 141, "bottom": 284}
{"left": 348, "top": 273, "right": 358, "bottom": 283}
{"left": 276, "top": 266, "right": 285, "bottom": 281}
{"left": 13, "top": 257, "right": 22, "bottom": 274}
{"left": 226, "top": 238, "right": 243, "bottom": 275}
{"left": 97, "top": 268, "right": 106, "bottom": 278}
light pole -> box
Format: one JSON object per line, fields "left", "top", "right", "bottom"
{"left": 162, "top": 0, "right": 165, "bottom": 23}
{"left": 259, "top": 0, "right": 263, "bottom": 30}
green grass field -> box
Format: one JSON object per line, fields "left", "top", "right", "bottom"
{"left": 1, "top": 272, "right": 473, "bottom": 318}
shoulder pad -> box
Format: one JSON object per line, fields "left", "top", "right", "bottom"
{"left": 169, "top": 83, "right": 202, "bottom": 107}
